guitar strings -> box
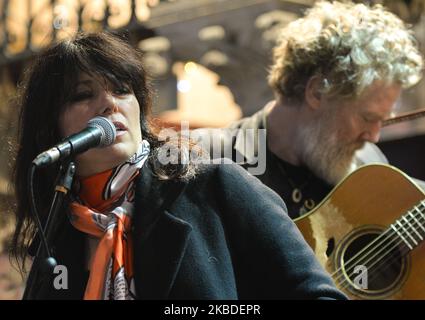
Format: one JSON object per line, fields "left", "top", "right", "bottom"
{"left": 332, "top": 200, "right": 425, "bottom": 291}
{"left": 331, "top": 217, "right": 405, "bottom": 282}
{"left": 334, "top": 202, "right": 425, "bottom": 291}
{"left": 330, "top": 201, "right": 425, "bottom": 281}
{"left": 335, "top": 209, "right": 425, "bottom": 291}
{"left": 341, "top": 209, "right": 425, "bottom": 290}
{"left": 334, "top": 202, "right": 425, "bottom": 289}
{"left": 358, "top": 243, "right": 410, "bottom": 293}
{"left": 337, "top": 215, "right": 422, "bottom": 292}
{"left": 337, "top": 222, "right": 416, "bottom": 291}
{"left": 332, "top": 199, "right": 425, "bottom": 281}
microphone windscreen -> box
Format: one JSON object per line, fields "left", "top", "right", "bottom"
{"left": 87, "top": 116, "right": 116, "bottom": 147}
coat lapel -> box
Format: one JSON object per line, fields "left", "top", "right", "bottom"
{"left": 132, "top": 162, "right": 192, "bottom": 299}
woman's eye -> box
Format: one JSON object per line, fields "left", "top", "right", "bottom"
{"left": 113, "top": 87, "right": 131, "bottom": 95}
{"left": 70, "top": 91, "right": 92, "bottom": 102}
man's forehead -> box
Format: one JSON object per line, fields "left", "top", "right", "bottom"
{"left": 355, "top": 83, "right": 401, "bottom": 112}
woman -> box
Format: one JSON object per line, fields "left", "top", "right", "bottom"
{"left": 11, "top": 32, "right": 346, "bottom": 300}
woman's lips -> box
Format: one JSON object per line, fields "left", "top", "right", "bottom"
{"left": 116, "top": 130, "right": 127, "bottom": 137}
{"left": 112, "top": 121, "right": 127, "bottom": 137}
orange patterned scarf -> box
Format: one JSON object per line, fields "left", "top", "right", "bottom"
{"left": 69, "top": 141, "right": 150, "bottom": 300}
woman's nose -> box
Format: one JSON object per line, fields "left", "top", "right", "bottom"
{"left": 98, "top": 91, "right": 119, "bottom": 115}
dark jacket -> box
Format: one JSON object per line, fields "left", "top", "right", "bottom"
{"left": 27, "top": 161, "right": 346, "bottom": 299}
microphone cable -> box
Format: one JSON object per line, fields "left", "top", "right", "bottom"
{"left": 28, "top": 163, "right": 52, "bottom": 259}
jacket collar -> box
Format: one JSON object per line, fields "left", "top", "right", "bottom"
{"left": 233, "top": 101, "right": 271, "bottom": 164}
{"left": 132, "top": 161, "right": 192, "bottom": 299}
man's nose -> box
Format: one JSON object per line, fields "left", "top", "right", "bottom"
{"left": 361, "top": 122, "right": 381, "bottom": 143}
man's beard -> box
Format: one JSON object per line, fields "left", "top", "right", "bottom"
{"left": 298, "top": 117, "right": 363, "bottom": 186}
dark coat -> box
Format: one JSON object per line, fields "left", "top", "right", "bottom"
{"left": 27, "top": 161, "right": 346, "bottom": 300}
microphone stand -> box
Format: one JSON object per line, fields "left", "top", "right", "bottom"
{"left": 23, "top": 160, "right": 76, "bottom": 299}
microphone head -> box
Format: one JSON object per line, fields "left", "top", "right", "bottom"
{"left": 87, "top": 116, "right": 117, "bottom": 147}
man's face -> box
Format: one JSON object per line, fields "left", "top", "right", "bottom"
{"left": 300, "top": 81, "right": 401, "bottom": 185}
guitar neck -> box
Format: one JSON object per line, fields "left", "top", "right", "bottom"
{"left": 383, "top": 109, "right": 425, "bottom": 127}
{"left": 389, "top": 199, "right": 425, "bottom": 252}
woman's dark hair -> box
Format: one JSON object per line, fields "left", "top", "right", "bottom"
{"left": 11, "top": 31, "right": 199, "bottom": 273}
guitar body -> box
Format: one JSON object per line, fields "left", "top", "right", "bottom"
{"left": 295, "top": 164, "right": 425, "bottom": 299}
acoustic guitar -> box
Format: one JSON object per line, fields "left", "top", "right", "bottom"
{"left": 295, "top": 164, "right": 425, "bottom": 299}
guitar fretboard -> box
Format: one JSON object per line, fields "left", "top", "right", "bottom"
{"left": 390, "top": 200, "right": 425, "bottom": 251}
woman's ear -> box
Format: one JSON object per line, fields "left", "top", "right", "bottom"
{"left": 305, "top": 76, "right": 322, "bottom": 110}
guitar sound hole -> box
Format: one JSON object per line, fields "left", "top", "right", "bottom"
{"left": 341, "top": 232, "right": 407, "bottom": 294}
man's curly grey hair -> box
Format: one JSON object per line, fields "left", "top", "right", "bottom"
{"left": 268, "top": 1, "right": 423, "bottom": 104}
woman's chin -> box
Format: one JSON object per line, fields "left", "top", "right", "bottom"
{"left": 104, "top": 142, "right": 137, "bottom": 161}
{"left": 76, "top": 142, "right": 139, "bottom": 176}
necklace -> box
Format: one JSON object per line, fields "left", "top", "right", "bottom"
{"left": 264, "top": 112, "right": 317, "bottom": 214}
{"left": 273, "top": 154, "right": 316, "bottom": 210}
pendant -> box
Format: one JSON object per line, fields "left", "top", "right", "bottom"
{"left": 292, "top": 188, "right": 302, "bottom": 203}
{"left": 304, "top": 199, "right": 316, "bottom": 210}
{"left": 299, "top": 207, "right": 307, "bottom": 216}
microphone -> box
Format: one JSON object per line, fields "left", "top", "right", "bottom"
{"left": 32, "top": 116, "right": 117, "bottom": 168}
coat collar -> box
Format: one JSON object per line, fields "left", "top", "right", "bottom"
{"left": 233, "top": 101, "right": 271, "bottom": 164}
{"left": 132, "top": 161, "right": 192, "bottom": 299}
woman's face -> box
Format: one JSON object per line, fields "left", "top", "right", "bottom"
{"left": 58, "top": 72, "right": 143, "bottom": 177}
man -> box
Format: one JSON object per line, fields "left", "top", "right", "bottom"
{"left": 195, "top": 1, "right": 424, "bottom": 219}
